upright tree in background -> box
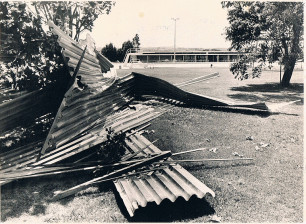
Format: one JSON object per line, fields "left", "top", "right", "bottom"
{"left": 222, "top": 2, "right": 303, "bottom": 87}
{"left": 116, "top": 48, "right": 124, "bottom": 62}
{"left": 101, "top": 43, "right": 118, "bottom": 62}
{"left": 0, "top": 1, "right": 115, "bottom": 91}
{"left": 132, "top": 34, "right": 140, "bottom": 48}
{"left": 120, "top": 40, "right": 134, "bottom": 61}
{"left": 0, "top": 2, "right": 64, "bottom": 91}
{"left": 34, "top": 1, "right": 114, "bottom": 41}
{"left": 101, "top": 40, "right": 135, "bottom": 62}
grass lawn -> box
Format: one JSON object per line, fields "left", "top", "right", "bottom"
{"left": 1, "top": 66, "right": 303, "bottom": 223}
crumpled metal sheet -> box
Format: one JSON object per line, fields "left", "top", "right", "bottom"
{"left": 40, "top": 22, "right": 118, "bottom": 156}
{"left": 132, "top": 72, "right": 269, "bottom": 111}
{"left": 1, "top": 21, "right": 269, "bottom": 214}
{"left": 0, "top": 86, "right": 66, "bottom": 133}
{"left": 47, "top": 21, "right": 113, "bottom": 75}
{"left": 0, "top": 101, "right": 165, "bottom": 178}
{"left": 15, "top": 22, "right": 268, "bottom": 166}
{"left": 1, "top": 21, "right": 269, "bottom": 170}
{"left": 114, "top": 133, "right": 215, "bottom": 217}
{"left": 34, "top": 103, "right": 164, "bottom": 166}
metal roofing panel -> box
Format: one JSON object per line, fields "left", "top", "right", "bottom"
{"left": 48, "top": 21, "right": 113, "bottom": 74}
{"left": 39, "top": 22, "right": 119, "bottom": 158}
{"left": 1, "top": 21, "right": 269, "bottom": 212}
{"left": 34, "top": 104, "right": 163, "bottom": 166}
{"left": 113, "top": 133, "right": 215, "bottom": 217}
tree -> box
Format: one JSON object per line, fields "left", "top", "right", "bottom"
{"left": 0, "top": 2, "right": 64, "bottom": 91}
{"left": 101, "top": 36, "right": 140, "bottom": 62}
{"left": 0, "top": 1, "right": 115, "bottom": 91}
{"left": 116, "top": 48, "right": 124, "bottom": 62}
{"left": 120, "top": 40, "right": 134, "bottom": 61}
{"left": 102, "top": 40, "right": 133, "bottom": 62}
{"left": 132, "top": 34, "right": 140, "bottom": 48}
{"left": 33, "top": 1, "right": 114, "bottom": 41}
{"left": 222, "top": 2, "right": 303, "bottom": 87}
{"left": 101, "top": 43, "right": 118, "bottom": 62}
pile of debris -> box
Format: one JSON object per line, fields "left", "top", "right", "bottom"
{"left": 0, "top": 21, "right": 269, "bottom": 217}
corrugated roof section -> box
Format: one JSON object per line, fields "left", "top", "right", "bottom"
{"left": 47, "top": 21, "right": 113, "bottom": 75}
{"left": 0, "top": 100, "right": 166, "bottom": 176}
{"left": 0, "top": 86, "right": 66, "bottom": 133}
{"left": 114, "top": 133, "right": 215, "bottom": 217}
{"left": 131, "top": 72, "right": 269, "bottom": 111}
{"left": 40, "top": 22, "right": 118, "bottom": 157}
{"left": 38, "top": 22, "right": 268, "bottom": 164}
{"left": 34, "top": 103, "right": 164, "bottom": 166}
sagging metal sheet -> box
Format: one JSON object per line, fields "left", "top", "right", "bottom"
{"left": 131, "top": 72, "right": 269, "bottom": 111}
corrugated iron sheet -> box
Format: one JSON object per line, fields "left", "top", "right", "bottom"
{"left": 0, "top": 86, "right": 66, "bottom": 133}
{"left": 1, "top": 22, "right": 270, "bottom": 169}
{"left": 114, "top": 133, "right": 215, "bottom": 217}
{"left": 34, "top": 103, "right": 164, "bottom": 166}
{"left": 0, "top": 21, "right": 271, "bottom": 216}
{"left": 41, "top": 22, "right": 117, "bottom": 156}
{"left": 131, "top": 72, "right": 269, "bottom": 111}
{"left": 47, "top": 21, "right": 113, "bottom": 75}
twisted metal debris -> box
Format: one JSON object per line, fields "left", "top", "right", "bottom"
{"left": 0, "top": 21, "right": 269, "bottom": 217}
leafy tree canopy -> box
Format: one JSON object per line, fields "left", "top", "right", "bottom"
{"left": 222, "top": 1, "right": 303, "bottom": 87}
{"left": 120, "top": 40, "right": 134, "bottom": 61}
{"left": 101, "top": 38, "right": 138, "bottom": 62}
{"left": 34, "top": 1, "right": 114, "bottom": 41}
{"left": 132, "top": 34, "right": 140, "bottom": 48}
{"left": 0, "top": 1, "right": 115, "bottom": 91}
{"left": 0, "top": 2, "right": 63, "bottom": 91}
{"left": 101, "top": 43, "right": 118, "bottom": 62}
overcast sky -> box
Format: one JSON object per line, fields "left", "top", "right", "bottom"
{"left": 87, "top": 0, "right": 231, "bottom": 49}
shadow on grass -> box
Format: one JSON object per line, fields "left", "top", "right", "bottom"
{"left": 139, "top": 93, "right": 272, "bottom": 117}
{"left": 228, "top": 83, "right": 303, "bottom": 105}
{"left": 228, "top": 93, "right": 304, "bottom": 105}
{"left": 230, "top": 83, "right": 303, "bottom": 93}
{"left": 194, "top": 105, "right": 271, "bottom": 118}
{"left": 183, "top": 162, "right": 255, "bottom": 171}
{"left": 0, "top": 171, "right": 112, "bottom": 222}
{"left": 114, "top": 188, "right": 215, "bottom": 222}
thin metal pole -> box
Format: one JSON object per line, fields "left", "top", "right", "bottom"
{"left": 172, "top": 147, "right": 207, "bottom": 156}
{"left": 280, "top": 63, "right": 281, "bottom": 84}
{"left": 174, "top": 19, "right": 176, "bottom": 62}
{"left": 160, "top": 158, "right": 253, "bottom": 163}
{"left": 171, "top": 18, "right": 179, "bottom": 62}
{"left": 279, "top": 58, "right": 282, "bottom": 85}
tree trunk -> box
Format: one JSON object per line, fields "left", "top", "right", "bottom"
{"left": 281, "top": 16, "right": 301, "bottom": 87}
{"left": 281, "top": 58, "right": 296, "bottom": 87}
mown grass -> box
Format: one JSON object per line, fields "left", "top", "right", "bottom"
{"left": 2, "top": 67, "right": 303, "bottom": 223}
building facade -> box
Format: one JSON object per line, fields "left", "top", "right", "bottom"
{"left": 124, "top": 48, "right": 240, "bottom": 64}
